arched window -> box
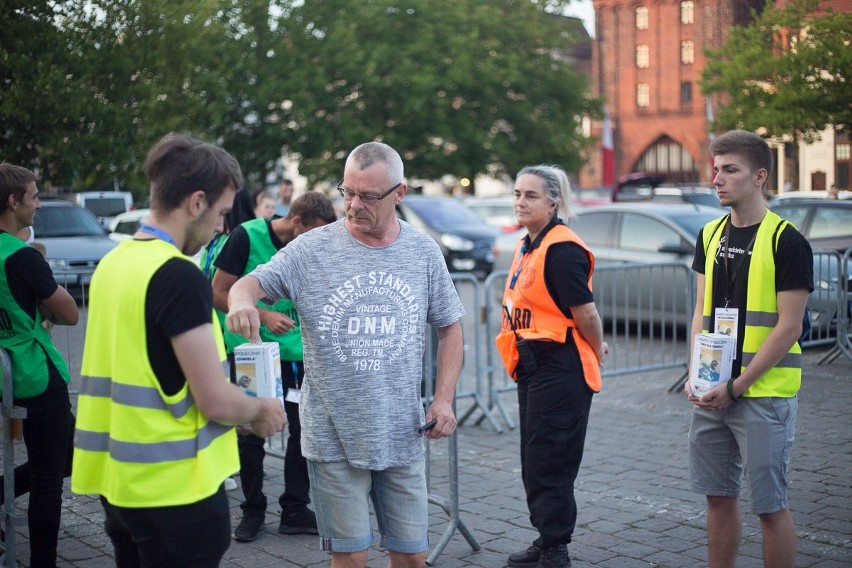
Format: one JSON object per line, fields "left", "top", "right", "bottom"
{"left": 634, "top": 136, "right": 698, "bottom": 181}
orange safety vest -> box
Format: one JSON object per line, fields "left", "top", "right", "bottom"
{"left": 495, "top": 224, "right": 601, "bottom": 392}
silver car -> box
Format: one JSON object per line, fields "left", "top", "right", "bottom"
{"left": 494, "top": 203, "right": 723, "bottom": 326}
{"left": 33, "top": 200, "right": 118, "bottom": 288}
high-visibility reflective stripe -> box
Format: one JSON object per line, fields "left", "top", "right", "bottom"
{"left": 742, "top": 351, "right": 801, "bottom": 368}
{"left": 79, "top": 375, "right": 193, "bottom": 419}
{"left": 746, "top": 311, "right": 779, "bottom": 327}
{"left": 702, "top": 315, "right": 712, "bottom": 331}
{"left": 75, "top": 420, "right": 233, "bottom": 463}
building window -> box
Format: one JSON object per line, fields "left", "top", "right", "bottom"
{"left": 637, "top": 83, "right": 650, "bottom": 108}
{"left": 636, "top": 136, "right": 697, "bottom": 175}
{"left": 681, "top": 40, "right": 694, "bottom": 64}
{"left": 636, "top": 7, "right": 648, "bottom": 30}
{"left": 636, "top": 45, "right": 650, "bottom": 68}
{"left": 681, "top": 82, "right": 693, "bottom": 104}
{"left": 680, "top": 1, "right": 694, "bottom": 25}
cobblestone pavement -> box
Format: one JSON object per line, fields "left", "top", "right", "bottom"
{"left": 2, "top": 346, "right": 850, "bottom": 567}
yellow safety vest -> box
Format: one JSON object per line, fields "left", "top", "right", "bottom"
{"left": 701, "top": 211, "right": 802, "bottom": 397}
{"left": 72, "top": 239, "right": 238, "bottom": 507}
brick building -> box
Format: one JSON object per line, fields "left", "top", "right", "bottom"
{"left": 582, "top": 0, "right": 765, "bottom": 188}
{"left": 581, "top": 0, "right": 851, "bottom": 191}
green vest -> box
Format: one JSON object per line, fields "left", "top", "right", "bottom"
{"left": 72, "top": 239, "right": 238, "bottom": 507}
{"left": 0, "top": 233, "right": 70, "bottom": 398}
{"left": 223, "top": 218, "right": 303, "bottom": 361}
{"left": 701, "top": 211, "right": 802, "bottom": 397}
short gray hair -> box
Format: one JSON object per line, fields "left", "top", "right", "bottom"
{"left": 516, "top": 164, "right": 573, "bottom": 219}
{"left": 346, "top": 142, "right": 404, "bottom": 185}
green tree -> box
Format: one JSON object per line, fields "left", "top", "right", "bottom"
{"left": 258, "top": 0, "right": 598, "bottom": 183}
{"left": 2, "top": 0, "right": 597, "bottom": 191}
{"left": 700, "top": 0, "right": 851, "bottom": 143}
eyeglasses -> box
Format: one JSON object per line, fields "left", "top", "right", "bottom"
{"left": 336, "top": 179, "right": 402, "bottom": 205}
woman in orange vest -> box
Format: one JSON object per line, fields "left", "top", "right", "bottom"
{"left": 496, "top": 165, "right": 608, "bottom": 568}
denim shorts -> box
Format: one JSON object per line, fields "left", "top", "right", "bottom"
{"left": 688, "top": 396, "right": 797, "bottom": 514}
{"left": 307, "top": 458, "right": 428, "bottom": 554}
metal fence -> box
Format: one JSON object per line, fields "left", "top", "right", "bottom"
{"left": 5, "top": 252, "right": 849, "bottom": 564}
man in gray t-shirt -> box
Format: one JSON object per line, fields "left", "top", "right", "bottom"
{"left": 227, "top": 142, "right": 464, "bottom": 568}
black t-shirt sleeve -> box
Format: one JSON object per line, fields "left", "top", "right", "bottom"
{"left": 775, "top": 225, "right": 814, "bottom": 293}
{"left": 544, "top": 242, "right": 595, "bottom": 315}
{"left": 213, "top": 226, "right": 250, "bottom": 276}
{"left": 6, "top": 247, "right": 59, "bottom": 318}
{"left": 692, "top": 227, "right": 707, "bottom": 274}
{"left": 146, "top": 258, "right": 215, "bottom": 396}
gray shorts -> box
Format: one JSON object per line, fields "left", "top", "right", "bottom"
{"left": 688, "top": 396, "right": 797, "bottom": 515}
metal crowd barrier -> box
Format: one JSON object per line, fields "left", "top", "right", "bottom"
{"left": 817, "top": 247, "right": 852, "bottom": 364}
{"left": 481, "top": 263, "right": 696, "bottom": 427}
{"left": 0, "top": 348, "right": 26, "bottom": 568}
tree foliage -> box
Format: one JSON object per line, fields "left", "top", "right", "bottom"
{"left": 700, "top": 0, "right": 851, "bottom": 143}
{"left": 0, "top": 0, "right": 597, "bottom": 193}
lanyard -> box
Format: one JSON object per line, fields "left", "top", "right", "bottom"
{"left": 508, "top": 241, "right": 528, "bottom": 290}
{"left": 201, "top": 233, "right": 223, "bottom": 277}
{"left": 138, "top": 224, "right": 177, "bottom": 248}
{"left": 722, "top": 220, "right": 757, "bottom": 308}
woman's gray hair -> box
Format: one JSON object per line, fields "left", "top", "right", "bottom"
{"left": 516, "top": 164, "right": 573, "bottom": 219}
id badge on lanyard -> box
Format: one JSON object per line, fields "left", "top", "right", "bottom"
{"left": 714, "top": 307, "right": 739, "bottom": 338}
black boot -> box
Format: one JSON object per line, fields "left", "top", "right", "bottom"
{"left": 507, "top": 544, "right": 540, "bottom": 567}
{"left": 536, "top": 544, "right": 570, "bottom": 568}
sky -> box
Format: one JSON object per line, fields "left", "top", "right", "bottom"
{"left": 563, "top": 0, "right": 595, "bottom": 37}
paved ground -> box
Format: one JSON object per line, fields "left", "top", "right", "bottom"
{"left": 2, "top": 345, "right": 850, "bottom": 567}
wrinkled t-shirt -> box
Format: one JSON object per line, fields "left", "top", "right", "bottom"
{"left": 250, "top": 219, "right": 465, "bottom": 470}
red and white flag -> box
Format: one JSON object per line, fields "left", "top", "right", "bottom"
{"left": 602, "top": 108, "right": 615, "bottom": 186}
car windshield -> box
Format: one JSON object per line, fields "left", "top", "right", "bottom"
{"left": 34, "top": 206, "right": 107, "bottom": 237}
{"left": 406, "top": 199, "right": 486, "bottom": 231}
{"left": 670, "top": 211, "right": 723, "bottom": 238}
{"left": 85, "top": 197, "right": 128, "bottom": 217}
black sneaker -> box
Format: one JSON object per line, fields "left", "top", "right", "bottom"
{"left": 537, "top": 545, "right": 570, "bottom": 568}
{"left": 507, "top": 544, "right": 540, "bottom": 567}
{"left": 233, "top": 515, "right": 265, "bottom": 542}
{"left": 279, "top": 509, "right": 319, "bottom": 535}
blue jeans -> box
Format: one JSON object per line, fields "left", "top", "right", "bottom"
{"left": 307, "top": 458, "right": 428, "bottom": 554}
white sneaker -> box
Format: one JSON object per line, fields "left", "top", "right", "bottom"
{"left": 224, "top": 476, "right": 238, "bottom": 491}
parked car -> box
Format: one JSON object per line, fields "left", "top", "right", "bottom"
{"left": 769, "top": 190, "right": 852, "bottom": 203}
{"left": 109, "top": 208, "right": 151, "bottom": 242}
{"left": 32, "top": 200, "right": 118, "bottom": 288}
{"left": 610, "top": 172, "right": 666, "bottom": 202}
{"left": 395, "top": 195, "right": 498, "bottom": 279}
{"left": 493, "top": 203, "right": 723, "bottom": 326}
{"left": 650, "top": 185, "right": 725, "bottom": 209}
{"left": 770, "top": 199, "right": 852, "bottom": 337}
{"left": 463, "top": 195, "right": 516, "bottom": 230}
{"left": 75, "top": 190, "right": 134, "bottom": 228}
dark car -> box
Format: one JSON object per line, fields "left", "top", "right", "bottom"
{"left": 770, "top": 199, "right": 852, "bottom": 338}
{"left": 32, "top": 200, "right": 118, "bottom": 288}
{"left": 396, "top": 195, "right": 498, "bottom": 279}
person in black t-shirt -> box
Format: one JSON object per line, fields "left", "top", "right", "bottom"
{"left": 0, "top": 163, "right": 78, "bottom": 568}
{"left": 687, "top": 130, "right": 812, "bottom": 568}
{"left": 498, "top": 165, "right": 608, "bottom": 568}
{"left": 72, "top": 134, "right": 285, "bottom": 567}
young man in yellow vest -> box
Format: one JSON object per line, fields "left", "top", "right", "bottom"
{"left": 687, "top": 130, "right": 813, "bottom": 568}
{"left": 0, "top": 163, "right": 78, "bottom": 568}
{"left": 72, "top": 134, "right": 285, "bottom": 566}
{"left": 212, "top": 191, "right": 336, "bottom": 541}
